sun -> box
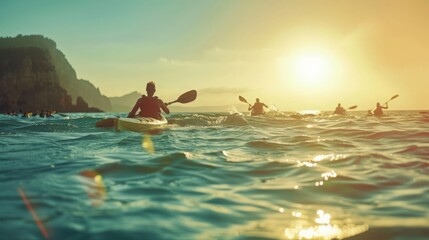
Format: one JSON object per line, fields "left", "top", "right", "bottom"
{"left": 278, "top": 48, "right": 337, "bottom": 90}
{"left": 293, "top": 53, "right": 331, "bottom": 85}
{"left": 296, "top": 54, "right": 327, "bottom": 79}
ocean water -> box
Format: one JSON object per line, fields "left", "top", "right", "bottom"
{"left": 1, "top": 111, "right": 428, "bottom": 240}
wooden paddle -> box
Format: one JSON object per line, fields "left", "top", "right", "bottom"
{"left": 166, "top": 90, "right": 197, "bottom": 105}
{"left": 95, "top": 118, "right": 117, "bottom": 128}
{"left": 348, "top": 105, "right": 358, "bottom": 110}
{"left": 239, "top": 96, "right": 252, "bottom": 108}
{"left": 370, "top": 94, "right": 399, "bottom": 114}
{"left": 95, "top": 90, "right": 197, "bottom": 128}
{"left": 385, "top": 94, "right": 399, "bottom": 105}
{"left": 378, "top": 94, "right": 399, "bottom": 109}
{"left": 239, "top": 96, "right": 248, "bottom": 104}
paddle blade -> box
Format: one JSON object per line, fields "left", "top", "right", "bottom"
{"left": 95, "top": 118, "right": 115, "bottom": 128}
{"left": 385, "top": 94, "right": 399, "bottom": 105}
{"left": 390, "top": 94, "right": 399, "bottom": 101}
{"left": 348, "top": 105, "right": 358, "bottom": 110}
{"left": 166, "top": 90, "right": 197, "bottom": 105}
{"left": 239, "top": 96, "right": 248, "bottom": 104}
{"left": 175, "top": 90, "right": 197, "bottom": 104}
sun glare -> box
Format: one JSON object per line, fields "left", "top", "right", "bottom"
{"left": 278, "top": 49, "right": 335, "bottom": 90}
{"left": 294, "top": 53, "right": 331, "bottom": 85}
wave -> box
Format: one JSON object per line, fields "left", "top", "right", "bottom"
{"left": 395, "top": 144, "right": 429, "bottom": 155}
{"left": 80, "top": 152, "right": 217, "bottom": 177}
{"left": 246, "top": 140, "right": 294, "bottom": 150}
{"left": 2, "top": 111, "right": 429, "bottom": 240}
{"left": 349, "top": 227, "right": 429, "bottom": 240}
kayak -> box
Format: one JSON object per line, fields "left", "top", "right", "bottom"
{"left": 114, "top": 115, "right": 168, "bottom": 132}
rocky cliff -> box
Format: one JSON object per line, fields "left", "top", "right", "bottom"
{"left": 0, "top": 35, "right": 111, "bottom": 111}
{"left": 0, "top": 47, "right": 101, "bottom": 112}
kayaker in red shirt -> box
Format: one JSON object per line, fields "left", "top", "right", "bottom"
{"left": 128, "top": 81, "right": 170, "bottom": 120}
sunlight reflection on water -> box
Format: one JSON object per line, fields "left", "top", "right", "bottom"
{"left": 142, "top": 134, "right": 154, "bottom": 154}
{"left": 79, "top": 170, "right": 106, "bottom": 207}
{"left": 283, "top": 209, "right": 368, "bottom": 240}
{"left": 313, "top": 154, "right": 347, "bottom": 162}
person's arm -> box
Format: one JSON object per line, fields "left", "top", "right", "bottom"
{"left": 248, "top": 104, "right": 253, "bottom": 111}
{"left": 127, "top": 99, "right": 141, "bottom": 117}
{"left": 383, "top": 103, "right": 388, "bottom": 109}
{"left": 263, "top": 103, "right": 269, "bottom": 108}
{"left": 159, "top": 99, "right": 170, "bottom": 114}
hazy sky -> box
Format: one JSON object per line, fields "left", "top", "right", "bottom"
{"left": 1, "top": 0, "right": 428, "bottom": 110}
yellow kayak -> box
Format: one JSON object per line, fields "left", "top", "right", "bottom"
{"left": 114, "top": 115, "right": 168, "bottom": 132}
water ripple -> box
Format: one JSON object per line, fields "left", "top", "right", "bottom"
{"left": 1, "top": 111, "right": 429, "bottom": 239}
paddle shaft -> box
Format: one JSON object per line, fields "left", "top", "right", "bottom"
{"left": 372, "top": 94, "right": 398, "bottom": 112}
{"left": 382, "top": 95, "right": 399, "bottom": 107}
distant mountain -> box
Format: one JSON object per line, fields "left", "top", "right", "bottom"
{"left": 0, "top": 35, "right": 111, "bottom": 111}
{"left": 109, "top": 91, "right": 142, "bottom": 112}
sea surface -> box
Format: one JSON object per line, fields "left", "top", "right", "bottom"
{"left": 1, "top": 111, "right": 428, "bottom": 240}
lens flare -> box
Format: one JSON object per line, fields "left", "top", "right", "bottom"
{"left": 17, "top": 188, "right": 49, "bottom": 239}
{"left": 79, "top": 170, "right": 106, "bottom": 207}
{"left": 142, "top": 134, "right": 155, "bottom": 154}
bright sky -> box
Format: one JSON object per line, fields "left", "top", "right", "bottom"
{"left": 1, "top": 0, "right": 428, "bottom": 110}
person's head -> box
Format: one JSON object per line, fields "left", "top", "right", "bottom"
{"left": 146, "top": 81, "right": 156, "bottom": 96}
{"left": 256, "top": 98, "right": 260, "bottom": 103}
{"left": 376, "top": 102, "right": 381, "bottom": 107}
{"left": 337, "top": 103, "right": 341, "bottom": 107}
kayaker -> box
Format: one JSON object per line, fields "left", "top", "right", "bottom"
{"left": 373, "top": 102, "right": 388, "bottom": 117}
{"left": 128, "top": 81, "right": 170, "bottom": 120}
{"left": 248, "top": 98, "right": 268, "bottom": 116}
{"left": 333, "top": 103, "right": 346, "bottom": 115}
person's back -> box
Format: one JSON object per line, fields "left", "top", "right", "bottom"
{"left": 333, "top": 103, "right": 346, "bottom": 115}
{"left": 373, "top": 107, "right": 382, "bottom": 116}
{"left": 373, "top": 102, "right": 387, "bottom": 117}
{"left": 135, "top": 95, "right": 161, "bottom": 118}
{"left": 249, "top": 98, "right": 268, "bottom": 116}
{"left": 128, "top": 81, "right": 170, "bottom": 120}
